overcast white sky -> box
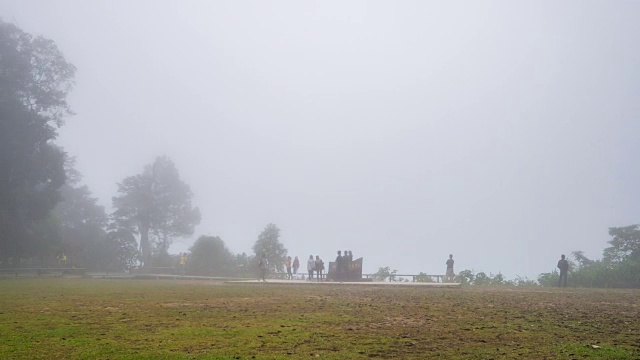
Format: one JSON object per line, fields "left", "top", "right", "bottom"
{"left": 2, "top": 1, "right": 639, "bottom": 278}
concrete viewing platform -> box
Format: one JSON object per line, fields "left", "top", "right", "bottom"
{"left": 226, "top": 279, "right": 462, "bottom": 288}
{"left": 79, "top": 273, "right": 461, "bottom": 288}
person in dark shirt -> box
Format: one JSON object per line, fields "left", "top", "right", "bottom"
{"left": 315, "top": 256, "right": 324, "bottom": 282}
{"left": 344, "top": 250, "right": 352, "bottom": 279}
{"left": 292, "top": 256, "right": 300, "bottom": 275}
{"left": 557, "top": 254, "right": 569, "bottom": 287}
{"left": 445, "top": 254, "right": 455, "bottom": 282}
{"left": 258, "top": 253, "right": 268, "bottom": 282}
{"left": 335, "top": 250, "right": 344, "bottom": 281}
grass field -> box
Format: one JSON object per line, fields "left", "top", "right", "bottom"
{"left": 0, "top": 279, "right": 638, "bottom": 359}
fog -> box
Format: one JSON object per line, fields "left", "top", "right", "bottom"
{"left": 2, "top": 0, "right": 639, "bottom": 278}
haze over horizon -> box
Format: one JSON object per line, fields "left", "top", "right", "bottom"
{"left": 2, "top": 0, "right": 639, "bottom": 278}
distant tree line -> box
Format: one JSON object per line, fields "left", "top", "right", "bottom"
{"left": 447, "top": 225, "right": 639, "bottom": 288}
{"left": 370, "top": 225, "right": 639, "bottom": 289}
{"left": 0, "top": 19, "right": 288, "bottom": 275}
{"left": 535, "top": 225, "right": 640, "bottom": 288}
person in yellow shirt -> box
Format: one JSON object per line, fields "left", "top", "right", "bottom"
{"left": 179, "top": 253, "right": 187, "bottom": 275}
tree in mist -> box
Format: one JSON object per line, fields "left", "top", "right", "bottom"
{"left": 536, "top": 225, "right": 640, "bottom": 288}
{"left": 104, "top": 228, "right": 139, "bottom": 272}
{"left": 252, "top": 223, "right": 287, "bottom": 273}
{"left": 187, "top": 236, "right": 234, "bottom": 276}
{"left": 603, "top": 225, "right": 640, "bottom": 263}
{"left": 111, "top": 156, "right": 201, "bottom": 266}
{"left": 372, "top": 266, "right": 398, "bottom": 282}
{"left": 0, "top": 19, "right": 75, "bottom": 261}
{"left": 455, "top": 270, "right": 475, "bottom": 285}
{"left": 52, "top": 158, "right": 109, "bottom": 269}
{"left": 234, "top": 252, "right": 254, "bottom": 276}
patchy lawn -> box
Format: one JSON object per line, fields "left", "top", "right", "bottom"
{"left": 0, "top": 279, "right": 638, "bottom": 359}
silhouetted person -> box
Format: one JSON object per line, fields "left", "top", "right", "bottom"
{"left": 258, "top": 253, "right": 268, "bottom": 282}
{"left": 307, "top": 255, "right": 315, "bottom": 280}
{"left": 557, "top": 254, "right": 569, "bottom": 287}
{"left": 293, "top": 256, "right": 300, "bottom": 275}
{"left": 445, "top": 254, "right": 455, "bottom": 282}
{"left": 285, "top": 256, "right": 292, "bottom": 280}
{"left": 315, "top": 255, "right": 324, "bottom": 282}
{"left": 335, "top": 250, "right": 344, "bottom": 281}
{"left": 344, "top": 250, "right": 352, "bottom": 279}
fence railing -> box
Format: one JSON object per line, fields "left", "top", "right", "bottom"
{"left": 363, "top": 274, "right": 447, "bottom": 283}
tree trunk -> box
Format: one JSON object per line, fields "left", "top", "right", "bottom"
{"left": 139, "top": 223, "right": 151, "bottom": 267}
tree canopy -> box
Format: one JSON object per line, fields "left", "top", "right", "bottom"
{"left": 252, "top": 223, "right": 287, "bottom": 273}
{"left": 111, "top": 156, "right": 201, "bottom": 266}
{"left": 188, "top": 236, "right": 235, "bottom": 276}
{"left": 52, "top": 158, "right": 108, "bottom": 269}
{"left": 536, "top": 224, "right": 640, "bottom": 288}
{"left": 604, "top": 225, "right": 640, "bottom": 263}
{"left": 0, "top": 19, "right": 75, "bottom": 260}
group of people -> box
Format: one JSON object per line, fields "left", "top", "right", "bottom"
{"left": 334, "top": 250, "right": 354, "bottom": 281}
{"left": 262, "top": 252, "right": 571, "bottom": 286}
{"left": 281, "top": 251, "right": 355, "bottom": 281}
{"left": 306, "top": 255, "right": 325, "bottom": 281}
{"left": 257, "top": 253, "right": 328, "bottom": 282}
{"left": 284, "top": 256, "right": 300, "bottom": 280}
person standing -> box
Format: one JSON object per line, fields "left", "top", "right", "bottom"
{"left": 557, "top": 254, "right": 569, "bottom": 287}
{"left": 315, "top": 255, "right": 324, "bottom": 282}
{"left": 179, "top": 253, "right": 187, "bottom": 275}
{"left": 285, "top": 256, "right": 293, "bottom": 280}
{"left": 445, "top": 254, "right": 455, "bottom": 282}
{"left": 292, "top": 256, "right": 300, "bottom": 276}
{"left": 335, "top": 250, "right": 344, "bottom": 281}
{"left": 343, "top": 251, "right": 350, "bottom": 280}
{"left": 258, "top": 253, "right": 268, "bottom": 282}
{"left": 307, "top": 255, "right": 315, "bottom": 280}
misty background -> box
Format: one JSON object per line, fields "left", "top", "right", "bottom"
{"left": 2, "top": 0, "right": 638, "bottom": 278}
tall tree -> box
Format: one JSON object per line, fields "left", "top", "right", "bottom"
{"left": 252, "top": 223, "right": 287, "bottom": 273}
{"left": 188, "top": 236, "right": 234, "bottom": 276}
{"left": 52, "top": 158, "right": 108, "bottom": 269}
{"left": 0, "top": 19, "right": 75, "bottom": 260}
{"left": 111, "top": 156, "right": 201, "bottom": 266}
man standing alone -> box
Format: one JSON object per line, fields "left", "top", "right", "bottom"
{"left": 179, "top": 253, "right": 187, "bottom": 275}
{"left": 285, "top": 256, "right": 293, "bottom": 280}
{"left": 258, "top": 253, "right": 268, "bottom": 282}
{"left": 557, "top": 254, "right": 569, "bottom": 287}
{"left": 445, "top": 254, "right": 455, "bottom": 282}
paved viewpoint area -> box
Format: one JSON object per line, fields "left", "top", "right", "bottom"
{"left": 226, "top": 279, "right": 462, "bottom": 288}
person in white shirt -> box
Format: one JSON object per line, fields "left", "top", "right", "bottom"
{"left": 307, "top": 255, "right": 315, "bottom": 280}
